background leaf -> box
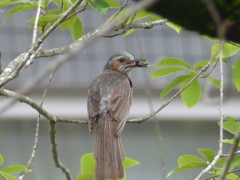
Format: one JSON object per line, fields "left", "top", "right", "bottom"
{"left": 166, "top": 22, "right": 181, "bottom": 33}
{"left": 70, "top": 17, "right": 83, "bottom": 41}
{"left": 151, "top": 67, "right": 187, "bottom": 79}
{"left": 233, "top": 58, "right": 240, "bottom": 91}
{"left": 76, "top": 172, "right": 94, "bottom": 180}
{"left": 178, "top": 155, "right": 206, "bottom": 167}
{"left": 104, "top": 0, "right": 121, "bottom": 8}
{"left": 90, "top": 0, "right": 109, "bottom": 14}
{"left": 222, "top": 116, "right": 240, "bottom": 135}
{"left": 0, "top": 171, "right": 17, "bottom": 180}
{"left": 0, "top": 154, "right": 3, "bottom": 165}
{"left": 197, "top": 149, "right": 216, "bottom": 163}
{"left": 180, "top": 76, "right": 202, "bottom": 108}
{"left": 211, "top": 43, "right": 240, "bottom": 58}
{"left": 81, "top": 153, "right": 95, "bottom": 174}
{"left": 1, "top": 165, "right": 28, "bottom": 173}
{"left": 207, "top": 76, "right": 223, "bottom": 88}
{"left": 150, "top": 57, "right": 191, "bottom": 69}
{"left": 160, "top": 74, "right": 192, "bottom": 98}
{"left": 123, "top": 157, "right": 139, "bottom": 168}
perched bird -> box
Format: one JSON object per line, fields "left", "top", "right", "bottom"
{"left": 87, "top": 52, "right": 148, "bottom": 180}
{"left": 135, "top": 0, "right": 240, "bottom": 43}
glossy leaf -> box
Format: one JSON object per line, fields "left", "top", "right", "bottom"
{"left": 81, "top": 153, "right": 95, "bottom": 174}
{"left": 123, "top": 157, "right": 139, "bottom": 168}
{"left": 0, "top": 154, "right": 3, "bottom": 165}
{"left": 104, "top": 0, "right": 121, "bottom": 8}
{"left": 167, "top": 163, "right": 207, "bottom": 177}
{"left": 180, "top": 76, "right": 202, "bottom": 108}
{"left": 222, "top": 116, "right": 240, "bottom": 135}
{"left": 151, "top": 67, "right": 187, "bottom": 79}
{"left": 70, "top": 17, "right": 83, "bottom": 41}
{"left": 207, "top": 76, "right": 223, "bottom": 88}
{"left": 233, "top": 58, "right": 240, "bottom": 91}
{"left": 166, "top": 22, "right": 181, "bottom": 33}
{"left": 197, "top": 149, "right": 216, "bottom": 163}
{"left": 90, "top": 0, "right": 109, "bottom": 14}
{"left": 150, "top": 57, "right": 191, "bottom": 69}
{"left": 160, "top": 74, "right": 192, "bottom": 98}
{"left": 211, "top": 42, "right": 240, "bottom": 58}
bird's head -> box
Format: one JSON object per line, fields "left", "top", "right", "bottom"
{"left": 104, "top": 51, "right": 148, "bottom": 74}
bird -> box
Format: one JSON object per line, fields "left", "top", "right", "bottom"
{"left": 87, "top": 51, "right": 148, "bottom": 180}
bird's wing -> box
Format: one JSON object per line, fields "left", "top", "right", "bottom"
{"left": 87, "top": 78, "right": 101, "bottom": 133}
{"left": 110, "top": 78, "right": 132, "bottom": 137}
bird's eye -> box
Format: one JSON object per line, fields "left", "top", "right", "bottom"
{"left": 119, "top": 58, "right": 124, "bottom": 63}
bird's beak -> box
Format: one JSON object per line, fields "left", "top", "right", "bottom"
{"left": 126, "top": 59, "right": 148, "bottom": 67}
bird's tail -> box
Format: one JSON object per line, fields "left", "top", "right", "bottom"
{"left": 94, "top": 113, "right": 125, "bottom": 180}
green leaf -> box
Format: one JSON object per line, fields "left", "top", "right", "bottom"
{"left": 222, "top": 116, "right": 240, "bottom": 135}
{"left": 60, "top": 13, "right": 77, "bottom": 30}
{"left": 197, "top": 149, "right": 216, "bottom": 163}
{"left": 52, "top": 0, "right": 61, "bottom": 7}
{"left": 76, "top": 172, "right": 94, "bottom": 180}
{"left": 167, "top": 162, "right": 207, "bottom": 177}
{"left": 178, "top": 155, "right": 206, "bottom": 167}
{"left": 0, "top": 0, "right": 28, "bottom": 8}
{"left": 124, "top": 15, "right": 162, "bottom": 36}
{"left": 124, "top": 29, "right": 137, "bottom": 37}
{"left": 180, "top": 76, "right": 202, "bottom": 108}
{"left": 150, "top": 57, "right": 191, "bottom": 69}
{"left": 4, "top": 4, "right": 37, "bottom": 23}
{"left": 132, "top": 10, "right": 153, "bottom": 22}
{"left": 215, "top": 157, "right": 227, "bottom": 166}
{"left": 90, "top": 0, "right": 109, "bottom": 14}
{"left": 0, "top": 154, "right": 3, "bottom": 165}
{"left": 200, "top": 35, "right": 219, "bottom": 41}
{"left": 123, "top": 157, "right": 139, "bottom": 168}
{"left": 233, "top": 58, "right": 240, "bottom": 91}
{"left": 69, "top": 17, "right": 83, "bottom": 41}
{"left": 194, "top": 60, "right": 211, "bottom": 70}
{"left": 160, "top": 74, "right": 192, "bottom": 98}
{"left": 207, "top": 76, "right": 223, "bottom": 88}
{"left": 222, "top": 139, "right": 240, "bottom": 146}
{"left": 81, "top": 153, "right": 95, "bottom": 174}
{"left": 104, "top": 0, "right": 120, "bottom": 8}
{"left": 0, "top": 171, "right": 17, "bottom": 180}
{"left": 1, "top": 165, "right": 29, "bottom": 173}
{"left": 62, "top": 0, "right": 72, "bottom": 11}
{"left": 228, "top": 155, "right": 240, "bottom": 171}
{"left": 211, "top": 42, "right": 240, "bottom": 58}
{"left": 151, "top": 67, "right": 187, "bottom": 79}
{"left": 166, "top": 22, "right": 181, "bottom": 33}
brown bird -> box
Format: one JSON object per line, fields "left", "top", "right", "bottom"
{"left": 87, "top": 52, "right": 148, "bottom": 180}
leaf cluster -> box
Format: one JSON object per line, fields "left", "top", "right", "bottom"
{"left": 76, "top": 153, "right": 139, "bottom": 180}
{"left": 168, "top": 117, "right": 240, "bottom": 180}
{"left": 0, "top": 154, "right": 31, "bottom": 180}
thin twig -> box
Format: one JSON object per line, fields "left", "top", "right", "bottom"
{"left": 18, "top": 67, "right": 58, "bottom": 180}
{"left": 32, "top": 0, "right": 41, "bottom": 43}
{"left": 194, "top": 41, "right": 225, "bottom": 180}
{"left": 0, "top": 172, "right": 8, "bottom": 180}
{"left": 50, "top": 121, "right": 72, "bottom": 180}
{"left": 0, "top": 0, "right": 84, "bottom": 88}
{"left": 110, "top": 0, "right": 130, "bottom": 22}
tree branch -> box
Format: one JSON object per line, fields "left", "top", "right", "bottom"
{"left": 50, "top": 121, "right": 72, "bottom": 180}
